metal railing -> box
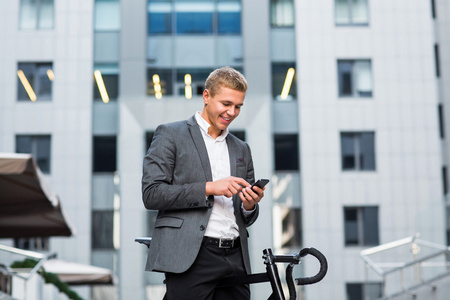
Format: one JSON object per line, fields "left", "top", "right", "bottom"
{"left": 0, "top": 244, "right": 56, "bottom": 300}
{"left": 360, "top": 234, "right": 450, "bottom": 300}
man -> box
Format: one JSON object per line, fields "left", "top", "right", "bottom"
{"left": 142, "top": 67, "right": 265, "bottom": 299}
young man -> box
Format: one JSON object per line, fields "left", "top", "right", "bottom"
{"left": 142, "top": 67, "right": 265, "bottom": 299}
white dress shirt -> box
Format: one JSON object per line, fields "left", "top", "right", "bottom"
{"left": 195, "top": 112, "right": 240, "bottom": 239}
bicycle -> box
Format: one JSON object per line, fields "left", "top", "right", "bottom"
{"left": 136, "top": 237, "right": 327, "bottom": 300}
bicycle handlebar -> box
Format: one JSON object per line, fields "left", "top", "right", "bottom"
{"left": 295, "top": 247, "right": 328, "bottom": 285}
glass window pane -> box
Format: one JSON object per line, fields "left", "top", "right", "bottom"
{"left": 346, "top": 283, "right": 363, "bottom": 300}
{"left": 363, "top": 207, "right": 379, "bottom": 245}
{"left": 93, "top": 64, "right": 119, "bottom": 101}
{"left": 176, "top": 12, "right": 212, "bottom": 34}
{"left": 148, "top": 2, "right": 172, "bottom": 34}
{"left": 36, "top": 64, "right": 52, "bottom": 98}
{"left": 92, "top": 211, "right": 114, "bottom": 249}
{"left": 341, "top": 133, "right": 355, "bottom": 170}
{"left": 16, "top": 136, "right": 33, "bottom": 153}
{"left": 38, "top": 0, "right": 54, "bottom": 29}
{"left": 281, "top": 208, "right": 302, "bottom": 248}
{"left": 360, "top": 132, "right": 375, "bottom": 170}
{"left": 274, "top": 134, "right": 299, "bottom": 171}
{"left": 35, "top": 136, "right": 51, "bottom": 173}
{"left": 17, "top": 62, "right": 53, "bottom": 101}
{"left": 95, "top": 0, "right": 121, "bottom": 30}
{"left": 272, "top": 62, "right": 297, "bottom": 100}
{"left": 270, "top": 0, "right": 295, "bottom": 27}
{"left": 335, "top": 0, "right": 350, "bottom": 24}
{"left": 338, "top": 61, "right": 353, "bottom": 96}
{"left": 17, "top": 63, "right": 35, "bottom": 101}
{"left": 20, "top": 0, "right": 38, "bottom": 29}
{"left": 147, "top": 68, "right": 173, "bottom": 96}
{"left": 16, "top": 135, "right": 51, "bottom": 174}
{"left": 352, "top": 0, "right": 369, "bottom": 24}
{"left": 93, "top": 136, "right": 117, "bottom": 173}
{"left": 344, "top": 208, "right": 359, "bottom": 245}
{"left": 218, "top": 12, "right": 241, "bottom": 34}
{"left": 149, "top": 12, "right": 172, "bottom": 34}
{"left": 355, "top": 60, "right": 372, "bottom": 97}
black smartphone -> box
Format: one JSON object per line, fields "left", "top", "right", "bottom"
{"left": 251, "top": 179, "right": 269, "bottom": 191}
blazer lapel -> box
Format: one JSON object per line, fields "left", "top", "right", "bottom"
{"left": 226, "top": 135, "right": 243, "bottom": 214}
{"left": 187, "top": 116, "right": 213, "bottom": 182}
{"left": 227, "top": 135, "right": 238, "bottom": 177}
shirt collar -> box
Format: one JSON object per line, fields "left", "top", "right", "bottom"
{"left": 195, "top": 112, "right": 228, "bottom": 141}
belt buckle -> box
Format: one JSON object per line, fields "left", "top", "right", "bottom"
{"left": 219, "top": 238, "right": 234, "bottom": 248}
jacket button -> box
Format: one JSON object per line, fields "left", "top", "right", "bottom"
{"left": 200, "top": 225, "right": 205, "bottom": 231}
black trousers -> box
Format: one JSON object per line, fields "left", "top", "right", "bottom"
{"left": 164, "top": 242, "right": 250, "bottom": 300}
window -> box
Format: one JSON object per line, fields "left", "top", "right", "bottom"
{"left": 14, "top": 237, "right": 49, "bottom": 251}
{"left": 147, "top": 0, "right": 241, "bottom": 35}
{"left": 431, "top": 0, "right": 437, "bottom": 19}
{"left": 434, "top": 44, "right": 440, "bottom": 78}
{"left": 93, "top": 64, "right": 119, "bottom": 102}
{"left": 335, "top": 0, "right": 369, "bottom": 25}
{"left": 443, "top": 166, "right": 448, "bottom": 195}
{"left": 93, "top": 136, "right": 117, "bottom": 173}
{"left": 272, "top": 63, "right": 297, "bottom": 100}
{"left": 17, "top": 63, "right": 53, "bottom": 101}
{"left": 92, "top": 210, "right": 114, "bottom": 249}
{"left": 281, "top": 207, "right": 302, "bottom": 248}
{"left": 148, "top": 1, "right": 172, "bottom": 34}
{"left": 218, "top": 0, "right": 241, "bottom": 34}
{"left": 19, "top": 0, "right": 54, "bottom": 29}
{"left": 438, "top": 104, "right": 445, "bottom": 139}
{"left": 338, "top": 60, "right": 372, "bottom": 97}
{"left": 341, "top": 132, "right": 375, "bottom": 171}
{"left": 344, "top": 206, "right": 379, "bottom": 246}
{"left": 147, "top": 68, "right": 174, "bottom": 98}
{"left": 347, "top": 283, "right": 382, "bottom": 300}
{"left": 274, "top": 134, "right": 299, "bottom": 171}
{"left": 270, "top": 0, "right": 295, "bottom": 27}
{"left": 176, "top": 3, "right": 213, "bottom": 34}
{"left": 147, "top": 67, "right": 242, "bottom": 99}
{"left": 16, "top": 135, "right": 51, "bottom": 174}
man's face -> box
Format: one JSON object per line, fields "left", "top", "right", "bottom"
{"left": 201, "top": 86, "right": 245, "bottom": 139}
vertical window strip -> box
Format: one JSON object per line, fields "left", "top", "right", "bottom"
{"left": 443, "top": 166, "right": 448, "bottom": 196}
{"left": 438, "top": 104, "right": 445, "bottom": 139}
{"left": 434, "top": 44, "right": 440, "bottom": 78}
{"left": 431, "top": 0, "right": 437, "bottom": 19}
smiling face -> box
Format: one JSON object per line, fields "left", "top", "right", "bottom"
{"left": 201, "top": 85, "right": 245, "bottom": 139}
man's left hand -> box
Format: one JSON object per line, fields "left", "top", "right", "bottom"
{"left": 240, "top": 186, "right": 264, "bottom": 211}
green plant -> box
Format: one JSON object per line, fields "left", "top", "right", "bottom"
{"left": 10, "top": 259, "right": 84, "bottom": 300}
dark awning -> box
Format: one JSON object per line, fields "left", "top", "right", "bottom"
{"left": 0, "top": 153, "right": 75, "bottom": 238}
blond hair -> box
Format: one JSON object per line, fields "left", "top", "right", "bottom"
{"left": 205, "top": 67, "right": 248, "bottom": 97}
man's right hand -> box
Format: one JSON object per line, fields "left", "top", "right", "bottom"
{"left": 206, "top": 176, "right": 250, "bottom": 198}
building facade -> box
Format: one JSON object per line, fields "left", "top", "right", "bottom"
{"left": 0, "top": 0, "right": 449, "bottom": 299}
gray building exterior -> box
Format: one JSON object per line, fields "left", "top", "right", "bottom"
{"left": 1, "top": 1, "right": 449, "bottom": 299}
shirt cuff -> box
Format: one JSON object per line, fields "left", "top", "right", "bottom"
{"left": 241, "top": 203, "right": 256, "bottom": 216}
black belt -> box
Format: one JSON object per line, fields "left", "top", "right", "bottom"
{"left": 203, "top": 236, "right": 241, "bottom": 249}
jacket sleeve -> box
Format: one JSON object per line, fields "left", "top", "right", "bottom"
{"left": 141, "top": 124, "right": 210, "bottom": 211}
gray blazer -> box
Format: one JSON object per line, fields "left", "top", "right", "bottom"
{"left": 142, "top": 115, "right": 259, "bottom": 274}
